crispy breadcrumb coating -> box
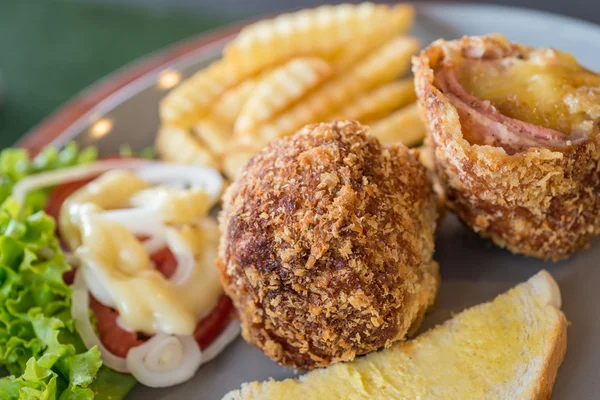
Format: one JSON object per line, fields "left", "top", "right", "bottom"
{"left": 217, "top": 121, "right": 439, "bottom": 370}
{"left": 413, "top": 35, "right": 600, "bottom": 261}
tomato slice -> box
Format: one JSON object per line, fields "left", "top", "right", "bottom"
{"left": 90, "top": 295, "right": 144, "bottom": 358}
{"left": 194, "top": 295, "right": 234, "bottom": 349}
{"left": 149, "top": 246, "right": 178, "bottom": 279}
{"left": 45, "top": 155, "right": 134, "bottom": 222}
{"left": 45, "top": 177, "right": 95, "bottom": 224}
{"left": 88, "top": 252, "right": 232, "bottom": 356}
{"left": 45, "top": 157, "right": 233, "bottom": 357}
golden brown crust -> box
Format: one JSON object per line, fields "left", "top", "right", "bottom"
{"left": 217, "top": 121, "right": 439, "bottom": 369}
{"left": 413, "top": 34, "right": 600, "bottom": 261}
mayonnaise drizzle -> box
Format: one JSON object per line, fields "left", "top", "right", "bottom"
{"left": 61, "top": 168, "right": 223, "bottom": 335}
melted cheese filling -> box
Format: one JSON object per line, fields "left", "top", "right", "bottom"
{"left": 456, "top": 48, "right": 600, "bottom": 135}
{"left": 60, "top": 169, "right": 223, "bottom": 335}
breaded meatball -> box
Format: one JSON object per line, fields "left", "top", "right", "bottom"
{"left": 217, "top": 121, "right": 439, "bottom": 370}
{"left": 413, "top": 35, "right": 600, "bottom": 261}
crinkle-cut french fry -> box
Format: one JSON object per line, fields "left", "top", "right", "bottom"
{"left": 234, "top": 57, "right": 332, "bottom": 137}
{"left": 155, "top": 125, "right": 219, "bottom": 167}
{"left": 369, "top": 103, "right": 426, "bottom": 147}
{"left": 211, "top": 79, "right": 257, "bottom": 127}
{"left": 334, "top": 79, "right": 416, "bottom": 123}
{"left": 222, "top": 148, "right": 257, "bottom": 181}
{"left": 242, "top": 36, "right": 420, "bottom": 145}
{"left": 193, "top": 117, "right": 232, "bottom": 155}
{"left": 331, "top": 4, "right": 415, "bottom": 71}
{"left": 159, "top": 59, "right": 240, "bottom": 128}
{"left": 224, "top": 3, "right": 414, "bottom": 76}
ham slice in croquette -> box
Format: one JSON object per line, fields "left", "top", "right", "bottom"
{"left": 413, "top": 34, "right": 600, "bottom": 260}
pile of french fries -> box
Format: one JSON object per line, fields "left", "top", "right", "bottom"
{"left": 156, "top": 2, "right": 425, "bottom": 179}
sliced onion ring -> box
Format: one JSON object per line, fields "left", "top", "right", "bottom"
{"left": 135, "top": 164, "right": 223, "bottom": 206}
{"left": 141, "top": 235, "right": 168, "bottom": 255}
{"left": 79, "top": 259, "right": 116, "bottom": 308}
{"left": 71, "top": 270, "right": 129, "bottom": 373}
{"left": 12, "top": 159, "right": 154, "bottom": 204}
{"left": 98, "top": 208, "right": 165, "bottom": 235}
{"left": 169, "top": 251, "right": 195, "bottom": 285}
{"left": 73, "top": 270, "right": 240, "bottom": 385}
{"left": 13, "top": 160, "right": 223, "bottom": 207}
{"left": 126, "top": 333, "right": 202, "bottom": 388}
{"left": 164, "top": 228, "right": 196, "bottom": 285}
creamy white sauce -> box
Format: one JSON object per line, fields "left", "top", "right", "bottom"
{"left": 60, "top": 169, "right": 223, "bottom": 335}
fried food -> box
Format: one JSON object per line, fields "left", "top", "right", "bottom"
{"left": 369, "top": 103, "right": 425, "bottom": 146}
{"left": 224, "top": 3, "right": 414, "bottom": 76}
{"left": 413, "top": 34, "right": 600, "bottom": 260}
{"left": 156, "top": 125, "right": 218, "bottom": 167}
{"left": 160, "top": 3, "right": 414, "bottom": 129}
{"left": 156, "top": 3, "right": 422, "bottom": 181}
{"left": 211, "top": 78, "right": 257, "bottom": 127}
{"left": 160, "top": 59, "right": 240, "bottom": 128}
{"left": 221, "top": 147, "right": 257, "bottom": 183}
{"left": 244, "top": 36, "right": 419, "bottom": 146}
{"left": 332, "top": 78, "right": 416, "bottom": 123}
{"left": 193, "top": 117, "right": 231, "bottom": 155}
{"left": 234, "top": 57, "right": 332, "bottom": 137}
{"left": 217, "top": 121, "right": 439, "bottom": 370}
{"left": 330, "top": 4, "right": 415, "bottom": 72}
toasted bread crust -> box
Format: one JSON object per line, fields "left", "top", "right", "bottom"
{"left": 526, "top": 270, "right": 568, "bottom": 400}
{"left": 223, "top": 270, "right": 568, "bottom": 400}
{"left": 217, "top": 121, "right": 439, "bottom": 369}
{"left": 530, "top": 308, "right": 567, "bottom": 400}
{"left": 413, "top": 35, "right": 600, "bottom": 261}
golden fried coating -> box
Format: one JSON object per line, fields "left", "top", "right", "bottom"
{"left": 413, "top": 35, "right": 600, "bottom": 261}
{"left": 217, "top": 121, "right": 439, "bottom": 370}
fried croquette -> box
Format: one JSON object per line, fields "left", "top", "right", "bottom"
{"left": 217, "top": 121, "right": 439, "bottom": 370}
{"left": 413, "top": 34, "right": 600, "bottom": 261}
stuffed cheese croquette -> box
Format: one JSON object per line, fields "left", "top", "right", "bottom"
{"left": 414, "top": 34, "right": 600, "bottom": 260}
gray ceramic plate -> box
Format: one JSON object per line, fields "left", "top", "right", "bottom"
{"left": 19, "top": 3, "right": 600, "bottom": 399}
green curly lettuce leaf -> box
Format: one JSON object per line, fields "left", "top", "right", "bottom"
{"left": 0, "top": 143, "right": 98, "bottom": 212}
{"left": 0, "top": 145, "right": 136, "bottom": 399}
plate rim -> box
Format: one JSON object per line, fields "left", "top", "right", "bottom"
{"left": 16, "top": 1, "right": 600, "bottom": 156}
{"left": 15, "top": 21, "right": 245, "bottom": 155}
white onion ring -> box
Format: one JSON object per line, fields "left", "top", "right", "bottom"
{"left": 71, "top": 271, "right": 129, "bottom": 373}
{"left": 126, "top": 333, "right": 202, "bottom": 388}
{"left": 135, "top": 164, "right": 223, "bottom": 206}
{"left": 116, "top": 316, "right": 136, "bottom": 333}
{"left": 169, "top": 251, "right": 195, "bottom": 285}
{"left": 141, "top": 235, "right": 168, "bottom": 255}
{"left": 13, "top": 160, "right": 223, "bottom": 207}
{"left": 12, "top": 159, "right": 154, "bottom": 204}
{"left": 73, "top": 271, "right": 239, "bottom": 385}
{"left": 201, "top": 320, "right": 241, "bottom": 364}
{"left": 78, "top": 259, "right": 116, "bottom": 308}
{"left": 98, "top": 208, "right": 165, "bottom": 236}
{"left": 164, "top": 228, "right": 196, "bottom": 285}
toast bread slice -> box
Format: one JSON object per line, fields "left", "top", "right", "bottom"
{"left": 223, "top": 270, "right": 567, "bottom": 400}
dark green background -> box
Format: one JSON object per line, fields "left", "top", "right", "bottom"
{"left": 0, "top": 0, "right": 232, "bottom": 149}
{"left": 1, "top": 0, "right": 598, "bottom": 151}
